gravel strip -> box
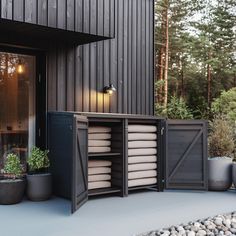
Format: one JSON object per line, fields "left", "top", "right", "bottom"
{"left": 138, "top": 212, "right": 236, "bottom": 236}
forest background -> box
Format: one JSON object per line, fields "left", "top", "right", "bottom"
{"left": 154, "top": 0, "right": 236, "bottom": 120}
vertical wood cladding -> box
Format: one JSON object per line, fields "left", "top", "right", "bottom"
{"left": 0, "top": 0, "right": 114, "bottom": 38}
{"left": 47, "top": 0, "right": 154, "bottom": 115}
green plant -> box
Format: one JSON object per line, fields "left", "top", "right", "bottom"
{"left": 27, "top": 146, "right": 50, "bottom": 173}
{"left": 211, "top": 88, "right": 236, "bottom": 123}
{"left": 1, "top": 153, "right": 23, "bottom": 179}
{"left": 211, "top": 88, "right": 236, "bottom": 160}
{"left": 155, "top": 96, "right": 193, "bottom": 119}
{"left": 208, "top": 116, "right": 235, "bottom": 158}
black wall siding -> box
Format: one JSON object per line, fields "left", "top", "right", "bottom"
{"left": 37, "top": 0, "right": 47, "bottom": 26}
{"left": 141, "top": 0, "right": 146, "bottom": 114}
{"left": 75, "top": 0, "right": 83, "bottom": 32}
{"left": 145, "top": 0, "right": 150, "bottom": 115}
{"left": 109, "top": 0, "right": 115, "bottom": 41}
{"left": 136, "top": 0, "right": 141, "bottom": 114}
{"left": 89, "top": 43, "right": 97, "bottom": 112}
{"left": 66, "top": 0, "right": 74, "bottom": 31}
{"left": 47, "top": 0, "right": 154, "bottom": 115}
{"left": 123, "top": 0, "right": 128, "bottom": 114}
{"left": 25, "top": 0, "right": 36, "bottom": 24}
{"left": 150, "top": 0, "right": 154, "bottom": 115}
{"left": 131, "top": 0, "right": 137, "bottom": 114}
{"left": 83, "top": 0, "right": 89, "bottom": 34}
{"left": 117, "top": 0, "right": 123, "bottom": 114}
{"left": 47, "top": 49, "right": 57, "bottom": 110}
{"left": 90, "top": 0, "right": 97, "bottom": 35}
{"left": 97, "top": 0, "right": 104, "bottom": 36}
{"left": 75, "top": 46, "right": 83, "bottom": 111}
{"left": 97, "top": 1, "right": 105, "bottom": 113}
{"left": 57, "top": 0, "right": 66, "bottom": 30}
{"left": 48, "top": 0, "right": 57, "bottom": 28}
{"left": 127, "top": 0, "right": 132, "bottom": 113}
{"left": 104, "top": 0, "right": 110, "bottom": 37}
{"left": 66, "top": 47, "right": 75, "bottom": 111}
{"left": 57, "top": 48, "right": 67, "bottom": 110}
{"left": 83, "top": 44, "right": 90, "bottom": 112}
{"left": 103, "top": 0, "right": 110, "bottom": 112}
{"left": 13, "top": 0, "right": 24, "bottom": 22}
{"left": 104, "top": 40, "right": 110, "bottom": 113}
{"left": 109, "top": 0, "right": 118, "bottom": 113}
{"left": 0, "top": 0, "right": 114, "bottom": 38}
{"left": 1, "top": 0, "right": 12, "bottom": 19}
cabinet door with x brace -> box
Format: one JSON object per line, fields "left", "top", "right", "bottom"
{"left": 72, "top": 115, "right": 88, "bottom": 214}
{"left": 165, "top": 120, "right": 208, "bottom": 191}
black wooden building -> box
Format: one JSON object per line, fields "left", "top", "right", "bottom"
{"left": 0, "top": 0, "right": 207, "bottom": 213}
{"left": 0, "top": 0, "right": 154, "bottom": 114}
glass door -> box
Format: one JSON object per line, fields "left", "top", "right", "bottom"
{"left": 0, "top": 52, "right": 36, "bottom": 171}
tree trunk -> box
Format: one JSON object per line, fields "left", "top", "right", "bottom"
{"left": 157, "top": 46, "right": 164, "bottom": 103}
{"left": 163, "top": 2, "right": 169, "bottom": 108}
{"left": 156, "top": 2, "right": 166, "bottom": 105}
{"left": 178, "top": 57, "right": 185, "bottom": 98}
{"left": 181, "top": 68, "right": 184, "bottom": 98}
{"left": 207, "top": 52, "right": 212, "bottom": 107}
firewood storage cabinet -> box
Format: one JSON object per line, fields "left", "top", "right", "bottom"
{"left": 48, "top": 112, "right": 208, "bottom": 214}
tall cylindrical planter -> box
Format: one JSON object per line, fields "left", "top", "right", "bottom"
{"left": 27, "top": 173, "right": 52, "bottom": 201}
{"left": 208, "top": 157, "right": 232, "bottom": 191}
{"left": 232, "top": 163, "right": 236, "bottom": 188}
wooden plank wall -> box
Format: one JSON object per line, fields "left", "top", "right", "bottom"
{"left": 0, "top": 0, "right": 114, "bottom": 38}
{"left": 47, "top": 0, "right": 154, "bottom": 115}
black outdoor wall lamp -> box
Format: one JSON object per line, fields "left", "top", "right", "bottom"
{"left": 104, "top": 84, "right": 116, "bottom": 95}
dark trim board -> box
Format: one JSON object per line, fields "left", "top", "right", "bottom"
{"left": 51, "top": 111, "right": 164, "bottom": 120}
{"left": 36, "top": 52, "right": 47, "bottom": 148}
{"left": 0, "top": 19, "right": 109, "bottom": 49}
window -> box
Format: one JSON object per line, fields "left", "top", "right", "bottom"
{"left": 0, "top": 52, "right": 35, "bottom": 171}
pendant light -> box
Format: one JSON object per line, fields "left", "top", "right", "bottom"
{"left": 17, "top": 59, "right": 24, "bottom": 74}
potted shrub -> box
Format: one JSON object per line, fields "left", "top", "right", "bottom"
{"left": 0, "top": 153, "right": 25, "bottom": 204}
{"left": 233, "top": 162, "right": 236, "bottom": 188}
{"left": 208, "top": 116, "right": 235, "bottom": 191}
{"left": 232, "top": 123, "right": 236, "bottom": 188}
{"left": 27, "top": 146, "right": 52, "bottom": 201}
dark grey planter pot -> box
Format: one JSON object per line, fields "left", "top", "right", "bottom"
{"left": 232, "top": 163, "right": 236, "bottom": 188}
{"left": 208, "top": 157, "right": 232, "bottom": 191}
{"left": 0, "top": 179, "right": 26, "bottom": 205}
{"left": 27, "top": 173, "right": 52, "bottom": 201}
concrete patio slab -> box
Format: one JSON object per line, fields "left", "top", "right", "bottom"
{"left": 0, "top": 190, "right": 235, "bottom": 236}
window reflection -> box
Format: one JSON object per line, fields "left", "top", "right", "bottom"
{"left": 0, "top": 52, "right": 35, "bottom": 172}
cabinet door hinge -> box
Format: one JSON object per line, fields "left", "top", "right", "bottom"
{"left": 161, "top": 127, "right": 165, "bottom": 136}
{"left": 38, "top": 74, "right": 41, "bottom": 83}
